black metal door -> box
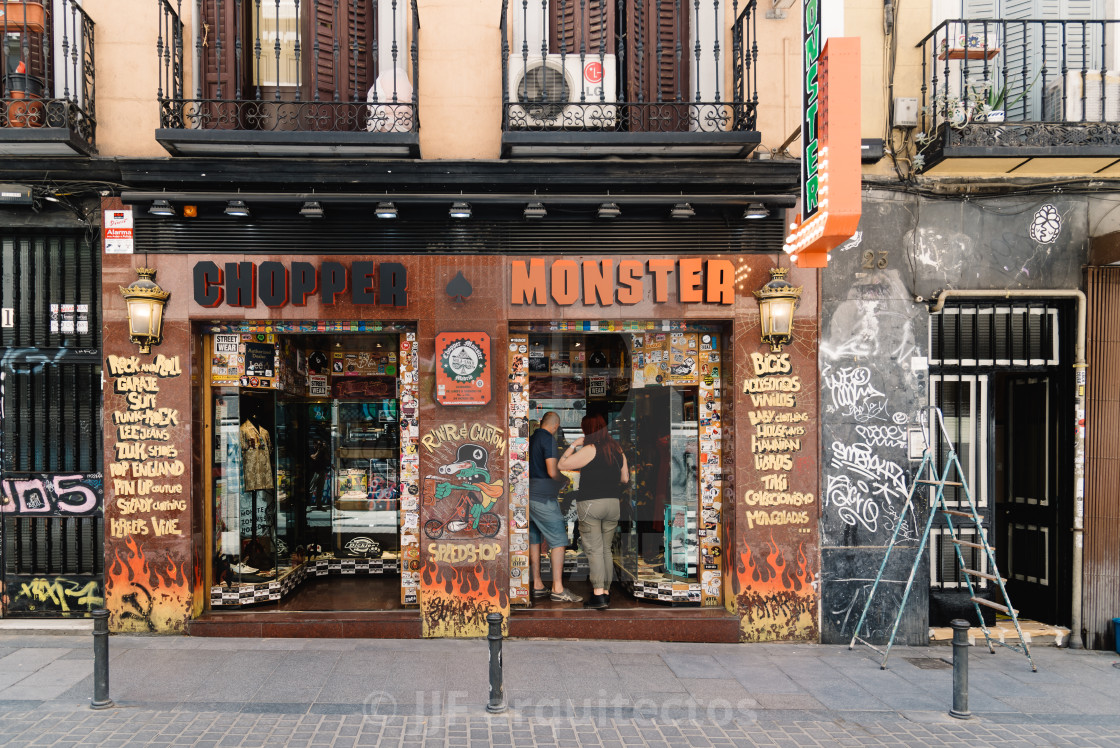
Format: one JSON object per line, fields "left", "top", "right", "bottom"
{"left": 997, "top": 376, "right": 1062, "bottom": 623}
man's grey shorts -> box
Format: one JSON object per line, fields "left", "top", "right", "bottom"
{"left": 528, "top": 497, "right": 569, "bottom": 547}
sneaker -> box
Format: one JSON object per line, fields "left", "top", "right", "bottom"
{"left": 583, "top": 593, "right": 609, "bottom": 610}
{"left": 531, "top": 587, "right": 551, "bottom": 599}
{"left": 550, "top": 588, "right": 582, "bottom": 603}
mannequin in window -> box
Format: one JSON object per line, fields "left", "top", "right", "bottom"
{"left": 241, "top": 402, "right": 274, "bottom": 539}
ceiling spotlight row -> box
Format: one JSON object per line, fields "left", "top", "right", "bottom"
{"left": 149, "top": 199, "right": 776, "bottom": 220}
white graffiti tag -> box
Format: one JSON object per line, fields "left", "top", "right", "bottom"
{"left": 827, "top": 441, "right": 917, "bottom": 541}
{"left": 825, "top": 474, "right": 881, "bottom": 533}
{"left": 823, "top": 366, "right": 888, "bottom": 422}
{"left": 854, "top": 424, "right": 908, "bottom": 448}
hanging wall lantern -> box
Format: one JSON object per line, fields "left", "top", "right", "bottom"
{"left": 754, "top": 267, "right": 802, "bottom": 352}
{"left": 119, "top": 267, "right": 170, "bottom": 354}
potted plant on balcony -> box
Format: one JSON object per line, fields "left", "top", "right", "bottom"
{"left": 5, "top": 60, "right": 44, "bottom": 127}
{"left": 0, "top": 1, "right": 46, "bottom": 33}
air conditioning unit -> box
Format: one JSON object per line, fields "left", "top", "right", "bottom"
{"left": 1043, "top": 70, "right": 1120, "bottom": 122}
{"left": 508, "top": 54, "right": 617, "bottom": 129}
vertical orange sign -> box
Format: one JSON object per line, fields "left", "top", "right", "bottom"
{"left": 435, "top": 332, "right": 492, "bottom": 406}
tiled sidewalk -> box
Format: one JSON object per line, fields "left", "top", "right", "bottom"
{"left": 0, "top": 632, "right": 1117, "bottom": 746}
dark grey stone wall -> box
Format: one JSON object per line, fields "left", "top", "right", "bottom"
{"left": 818, "top": 189, "right": 1089, "bottom": 645}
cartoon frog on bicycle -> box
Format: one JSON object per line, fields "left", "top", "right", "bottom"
{"left": 424, "top": 443, "right": 504, "bottom": 538}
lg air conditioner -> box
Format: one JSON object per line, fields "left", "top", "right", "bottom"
{"left": 1043, "top": 70, "right": 1120, "bottom": 122}
{"left": 508, "top": 54, "right": 617, "bottom": 129}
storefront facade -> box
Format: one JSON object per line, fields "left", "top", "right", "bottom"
{"left": 99, "top": 196, "right": 819, "bottom": 641}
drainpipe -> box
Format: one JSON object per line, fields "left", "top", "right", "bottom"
{"left": 926, "top": 288, "right": 1087, "bottom": 650}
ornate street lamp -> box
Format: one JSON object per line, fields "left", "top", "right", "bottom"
{"left": 119, "top": 267, "right": 170, "bottom": 354}
{"left": 754, "top": 267, "right": 802, "bottom": 352}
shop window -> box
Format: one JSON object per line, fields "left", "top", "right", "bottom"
{"left": 206, "top": 328, "right": 418, "bottom": 611}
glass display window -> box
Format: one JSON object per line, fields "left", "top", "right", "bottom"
{"left": 205, "top": 329, "right": 414, "bottom": 611}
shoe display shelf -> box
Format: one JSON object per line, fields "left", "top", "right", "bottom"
{"left": 616, "top": 556, "right": 702, "bottom": 604}
{"left": 211, "top": 552, "right": 400, "bottom": 608}
{"left": 539, "top": 550, "right": 590, "bottom": 580}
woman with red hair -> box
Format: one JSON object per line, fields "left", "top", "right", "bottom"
{"left": 558, "top": 413, "right": 629, "bottom": 609}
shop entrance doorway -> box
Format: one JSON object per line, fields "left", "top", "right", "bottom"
{"left": 507, "top": 324, "right": 732, "bottom": 638}
{"left": 202, "top": 328, "right": 419, "bottom": 613}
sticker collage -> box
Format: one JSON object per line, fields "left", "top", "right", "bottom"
{"left": 506, "top": 335, "right": 532, "bottom": 606}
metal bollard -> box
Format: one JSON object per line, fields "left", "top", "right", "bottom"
{"left": 949, "top": 619, "right": 971, "bottom": 720}
{"left": 486, "top": 612, "right": 507, "bottom": 714}
{"left": 90, "top": 609, "right": 113, "bottom": 710}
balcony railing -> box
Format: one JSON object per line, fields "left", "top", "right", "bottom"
{"left": 499, "top": 0, "right": 759, "bottom": 157}
{"left": 916, "top": 18, "right": 1120, "bottom": 169}
{"left": 0, "top": 0, "right": 95, "bottom": 153}
{"left": 157, "top": 0, "right": 419, "bottom": 156}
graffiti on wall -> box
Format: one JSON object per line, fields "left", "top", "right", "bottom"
{"left": 0, "top": 473, "right": 103, "bottom": 515}
{"left": 5, "top": 575, "right": 104, "bottom": 615}
{"left": 821, "top": 363, "right": 918, "bottom": 543}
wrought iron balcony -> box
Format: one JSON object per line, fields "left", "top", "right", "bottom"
{"left": 156, "top": 0, "right": 419, "bottom": 157}
{"left": 915, "top": 18, "right": 1120, "bottom": 175}
{"left": 499, "top": 0, "right": 760, "bottom": 157}
{"left": 0, "top": 0, "right": 95, "bottom": 155}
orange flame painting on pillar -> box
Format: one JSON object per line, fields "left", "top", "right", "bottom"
{"left": 106, "top": 535, "right": 192, "bottom": 633}
{"left": 735, "top": 537, "right": 818, "bottom": 642}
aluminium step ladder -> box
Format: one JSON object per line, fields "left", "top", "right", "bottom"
{"left": 848, "top": 406, "right": 1036, "bottom": 672}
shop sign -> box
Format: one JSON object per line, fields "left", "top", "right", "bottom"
{"left": 785, "top": 1, "right": 861, "bottom": 268}
{"left": 192, "top": 260, "right": 407, "bottom": 308}
{"left": 435, "top": 333, "right": 491, "bottom": 406}
{"left": 511, "top": 258, "right": 734, "bottom": 306}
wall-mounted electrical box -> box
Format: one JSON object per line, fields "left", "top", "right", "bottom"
{"left": 894, "top": 97, "right": 919, "bottom": 128}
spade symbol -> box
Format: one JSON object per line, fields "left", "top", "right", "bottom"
{"left": 446, "top": 271, "right": 472, "bottom": 302}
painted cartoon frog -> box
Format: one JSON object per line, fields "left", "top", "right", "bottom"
{"left": 430, "top": 443, "right": 504, "bottom": 532}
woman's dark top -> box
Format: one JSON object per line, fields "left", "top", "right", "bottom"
{"left": 578, "top": 445, "right": 624, "bottom": 501}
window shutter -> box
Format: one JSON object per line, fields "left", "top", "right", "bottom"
{"left": 549, "top": 0, "right": 616, "bottom": 57}
{"left": 314, "top": 0, "right": 373, "bottom": 104}
{"left": 198, "top": 0, "right": 240, "bottom": 101}
{"left": 625, "top": 0, "right": 689, "bottom": 131}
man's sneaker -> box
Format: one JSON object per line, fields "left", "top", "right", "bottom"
{"left": 531, "top": 587, "right": 551, "bottom": 599}
{"left": 550, "top": 588, "right": 582, "bottom": 603}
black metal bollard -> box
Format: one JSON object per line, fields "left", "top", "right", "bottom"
{"left": 486, "top": 612, "right": 507, "bottom": 714}
{"left": 90, "top": 609, "right": 113, "bottom": 710}
{"left": 949, "top": 619, "right": 971, "bottom": 720}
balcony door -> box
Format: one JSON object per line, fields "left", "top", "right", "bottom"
{"left": 198, "top": 0, "right": 373, "bottom": 128}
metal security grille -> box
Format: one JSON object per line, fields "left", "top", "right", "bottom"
{"left": 930, "top": 527, "right": 987, "bottom": 589}
{"left": 927, "top": 300, "right": 1070, "bottom": 590}
{"left": 929, "top": 305, "right": 1059, "bottom": 366}
{"left": 1, "top": 362, "right": 102, "bottom": 474}
{"left": 0, "top": 232, "right": 101, "bottom": 349}
{"left": 3, "top": 517, "right": 103, "bottom": 576}
{"left": 1, "top": 229, "right": 104, "bottom": 602}
{"left": 133, "top": 213, "right": 790, "bottom": 255}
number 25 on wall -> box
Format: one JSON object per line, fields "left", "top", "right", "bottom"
{"left": 861, "top": 251, "right": 888, "bottom": 270}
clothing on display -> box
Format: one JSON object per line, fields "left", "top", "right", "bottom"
{"left": 241, "top": 419, "right": 274, "bottom": 491}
